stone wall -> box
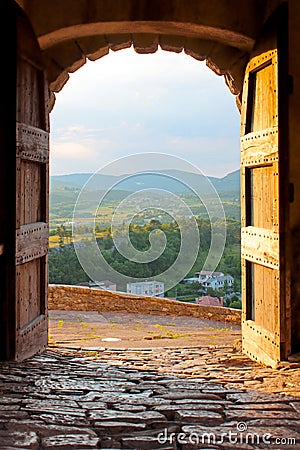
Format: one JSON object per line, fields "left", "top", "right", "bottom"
{"left": 48, "top": 285, "right": 241, "bottom": 325}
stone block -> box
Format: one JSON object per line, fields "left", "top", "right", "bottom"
{"left": 31, "top": 412, "right": 89, "bottom": 426}
{"left": 95, "top": 421, "right": 146, "bottom": 434}
{"left": 108, "top": 34, "right": 132, "bottom": 51}
{"left": 175, "top": 409, "right": 223, "bottom": 425}
{"left": 122, "top": 435, "right": 175, "bottom": 449}
{"left": 155, "top": 403, "right": 224, "bottom": 420}
{"left": 42, "top": 433, "right": 99, "bottom": 449}
{"left": 226, "top": 392, "right": 298, "bottom": 403}
{"left": 89, "top": 409, "right": 166, "bottom": 424}
{"left": 78, "top": 400, "right": 107, "bottom": 410}
{"left": 44, "top": 40, "right": 86, "bottom": 73}
{"left": 113, "top": 403, "right": 147, "bottom": 412}
{"left": 159, "top": 35, "right": 185, "bottom": 53}
{"left": 158, "top": 392, "right": 221, "bottom": 400}
{"left": 0, "top": 431, "right": 39, "bottom": 449}
{"left": 133, "top": 34, "right": 159, "bottom": 53}
{"left": 225, "top": 409, "right": 300, "bottom": 421}
{"left": 77, "top": 35, "right": 109, "bottom": 61}
{"left": 184, "top": 38, "right": 213, "bottom": 61}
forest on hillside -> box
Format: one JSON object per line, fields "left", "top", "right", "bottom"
{"left": 49, "top": 217, "right": 241, "bottom": 301}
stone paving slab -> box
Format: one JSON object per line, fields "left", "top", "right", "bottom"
{"left": 71, "top": 344, "right": 300, "bottom": 398}
{"left": 0, "top": 347, "right": 299, "bottom": 449}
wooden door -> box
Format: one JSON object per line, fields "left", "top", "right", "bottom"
{"left": 240, "top": 9, "right": 289, "bottom": 367}
{"left": 0, "top": 4, "right": 49, "bottom": 361}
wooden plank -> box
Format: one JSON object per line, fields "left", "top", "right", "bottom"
{"left": 242, "top": 322, "right": 280, "bottom": 367}
{"left": 31, "top": 162, "right": 42, "bottom": 223}
{"left": 251, "top": 60, "right": 278, "bottom": 132}
{"left": 241, "top": 50, "right": 277, "bottom": 138}
{"left": 241, "top": 259, "right": 247, "bottom": 320}
{"left": 15, "top": 315, "right": 48, "bottom": 362}
{"left": 241, "top": 227, "right": 279, "bottom": 269}
{"left": 251, "top": 263, "right": 279, "bottom": 333}
{"left": 240, "top": 67, "right": 249, "bottom": 136}
{"left": 16, "top": 122, "right": 49, "bottom": 163}
{"left": 15, "top": 266, "right": 23, "bottom": 331}
{"left": 16, "top": 159, "right": 21, "bottom": 229}
{"left": 273, "top": 161, "right": 279, "bottom": 230}
{"left": 42, "top": 70, "right": 50, "bottom": 133}
{"left": 41, "top": 254, "right": 48, "bottom": 318}
{"left": 246, "top": 166, "right": 275, "bottom": 229}
{"left": 19, "top": 159, "right": 26, "bottom": 225}
{"left": 242, "top": 319, "right": 280, "bottom": 351}
{"left": 17, "top": 58, "right": 43, "bottom": 128}
{"left": 247, "top": 49, "right": 277, "bottom": 72}
{"left": 19, "top": 160, "right": 42, "bottom": 225}
{"left": 27, "top": 259, "right": 40, "bottom": 324}
{"left": 241, "top": 127, "right": 278, "bottom": 167}
{"left": 241, "top": 166, "right": 246, "bottom": 227}
{"left": 16, "top": 259, "right": 41, "bottom": 329}
{"left": 16, "top": 222, "right": 48, "bottom": 265}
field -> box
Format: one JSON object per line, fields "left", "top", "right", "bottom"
{"left": 50, "top": 187, "right": 240, "bottom": 248}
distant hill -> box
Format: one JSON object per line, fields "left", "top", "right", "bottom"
{"left": 210, "top": 169, "right": 240, "bottom": 192}
{"left": 50, "top": 169, "right": 240, "bottom": 194}
{"left": 50, "top": 169, "right": 241, "bottom": 225}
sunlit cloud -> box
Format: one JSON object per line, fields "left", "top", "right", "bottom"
{"left": 51, "top": 141, "right": 96, "bottom": 159}
{"left": 50, "top": 47, "right": 240, "bottom": 177}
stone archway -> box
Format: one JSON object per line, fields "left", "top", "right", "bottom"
{"left": 16, "top": 0, "right": 285, "bottom": 109}
{"left": 44, "top": 36, "right": 248, "bottom": 112}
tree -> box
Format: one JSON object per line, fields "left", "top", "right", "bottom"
{"left": 49, "top": 217, "right": 242, "bottom": 289}
{"left": 229, "top": 300, "right": 242, "bottom": 309}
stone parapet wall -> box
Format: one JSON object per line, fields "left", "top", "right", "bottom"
{"left": 48, "top": 285, "right": 241, "bottom": 325}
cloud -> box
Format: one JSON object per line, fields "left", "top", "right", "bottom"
{"left": 51, "top": 141, "right": 97, "bottom": 159}
{"left": 50, "top": 47, "right": 240, "bottom": 177}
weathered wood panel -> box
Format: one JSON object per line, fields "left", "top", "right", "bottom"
{"left": 247, "top": 49, "right": 277, "bottom": 72}
{"left": 240, "top": 26, "right": 286, "bottom": 366}
{"left": 241, "top": 166, "right": 246, "bottom": 227}
{"left": 241, "top": 50, "right": 277, "bottom": 136}
{"left": 17, "top": 58, "right": 42, "bottom": 129}
{"left": 250, "top": 263, "right": 279, "bottom": 333}
{"left": 241, "top": 227, "right": 279, "bottom": 269}
{"left": 19, "top": 160, "right": 42, "bottom": 225}
{"left": 13, "top": 7, "right": 49, "bottom": 361}
{"left": 16, "top": 259, "right": 41, "bottom": 329}
{"left": 242, "top": 323, "right": 280, "bottom": 368}
{"left": 16, "top": 222, "right": 48, "bottom": 265}
{"left": 16, "top": 122, "right": 49, "bottom": 163}
{"left": 247, "top": 165, "right": 276, "bottom": 230}
{"left": 241, "top": 127, "right": 278, "bottom": 167}
{"left": 250, "top": 60, "right": 278, "bottom": 132}
{"left": 15, "top": 314, "right": 47, "bottom": 361}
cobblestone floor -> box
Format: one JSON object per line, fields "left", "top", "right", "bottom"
{"left": 0, "top": 345, "right": 300, "bottom": 449}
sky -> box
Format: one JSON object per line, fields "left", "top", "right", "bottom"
{"left": 50, "top": 47, "right": 240, "bottom": 178}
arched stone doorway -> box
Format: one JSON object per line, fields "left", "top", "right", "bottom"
{"left": 18, "top": 0, "right": 273, "bottom": 107}
{"left": 2, "top": 0, "right": 298, "bottom": 367}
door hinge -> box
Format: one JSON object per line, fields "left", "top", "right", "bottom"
{"left": 288, "top": 75, "right": 294, "bottom": 95}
